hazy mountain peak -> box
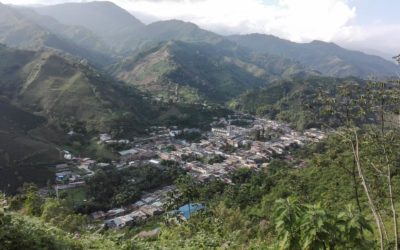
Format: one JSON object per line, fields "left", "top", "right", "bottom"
{"left": 34, "top": 1, "right": 144, "bottom": 50}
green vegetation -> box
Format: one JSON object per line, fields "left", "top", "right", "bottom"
{"left": 110, "top": 40, "right": 305, "bottom": 104}
{"left": 59, "top": 187, "right": 87, "bottom": 207}
{"left": 228, "top": 33, "right": 400, "bottom": 78}
{"left": 79, "top": 165, "right": 185, "bottom": 213}
{"left": 230, "top": 75, "right": 365, "bottom": 130}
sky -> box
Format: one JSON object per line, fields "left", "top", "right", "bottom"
{"left": 3, "top": 0, "right": 400, "bottom": 58}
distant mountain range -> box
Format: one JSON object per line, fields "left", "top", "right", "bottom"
{"left": 0, "top": 1, "right": 397, "bottom": 79}
{"left": 228, "top": 34, "right": 400, "bottom": 78}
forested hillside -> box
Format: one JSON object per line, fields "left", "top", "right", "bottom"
{"left": 228, "top": 34, "right": 400, "bottom": 78}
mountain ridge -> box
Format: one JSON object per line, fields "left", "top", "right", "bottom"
{"left": 227, "top": 33, "right": 400, "bottom": 78}
{"left": 109, "top": 40, "right": 309, "bottom": 103}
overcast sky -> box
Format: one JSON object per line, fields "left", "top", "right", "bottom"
{"left": 3, "top": 0, "right": 400, "bottom": 58}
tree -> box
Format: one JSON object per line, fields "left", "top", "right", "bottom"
{"left": 273, "top": 198, "right": 373, "bottom": 250}
{"left": 112, "top": 185, "right": 140, "bottom": 207}
{"left": 274, "top": 198, "right": 304, "bottom": 250}
{"left": 22, "top": 183, "right": 42, "bottom": 216}
{"left": 316, "top": 80, "right": 400, "bottom": 249}
{"left": 176, "top": 175, "right": 200, "bottom": 216}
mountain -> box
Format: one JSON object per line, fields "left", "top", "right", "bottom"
{"left": 0, "top": 44, "right": 148, "bottom": 133}
{"left": 109, "top": 40, "right": 308, "bottom": 103}
{"left": 0, "top": 43, "right": 234, "bottom": 192}
{"left": 0, "top": 3, "right": 115, "bottom": 67}
{"left": 34, "top": 1, "right": 145, "bottom": 52}
{"left": 30, "top": 2, "right": 399, "bottom": 80}
{"left": 0, "top": 3, "right": 50, "bottom": 49}
{"left": 123, "top": 20, "right": 224, "bottom": 51}
{"left": 228, "top": 33, "right": 400, "bottom": 78}
{"left": 13, "top": 6, "right": 112, "bottom": 56}
{"left": 34, "top": 2, "right": 223, "bottom": 53}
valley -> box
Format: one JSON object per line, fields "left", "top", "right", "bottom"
{"left": 0, "top": 1, "right": 399, "bottom": 249}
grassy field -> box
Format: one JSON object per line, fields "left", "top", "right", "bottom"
{"left": 59, "top": 187, "right": 87, "bottom": 207}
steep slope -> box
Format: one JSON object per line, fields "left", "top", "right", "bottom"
{"left": 0, "top": 96, "right": 60, "bottom": 193}
{"left": 110, "top": 40, "right": 307, "bottom": 103}
{"left": 34, "top": 1, "right": 145, "bottom": 52}
{"left": 0, "top": 3, "right": 114, "bottom": 67}
{"left": 0, "top": 45, "right": 148, "bottom": 133}
{"left": 228, "top": 34, "right": 400, "bottom": 78}
{"left": 0, "top": 96, "right": 58, "bottom": 166}
{"left": 13, "top": 7, "right": 112, "bottom": 55}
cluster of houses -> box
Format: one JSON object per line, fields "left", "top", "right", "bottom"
{"left": 91, "top": 186, "right": 175, "bottom": 229}
{"left": 54, "top": 113, "right": 327, "bottom": 230}
{"left": 54, "top": 163, "right": 85, "bottom": 191}
{"left": 56, "top": 114, "right": 326, "bottom": 189}
{"left": 99, "top": 133, "right": 130, "bottom": 145}
{"left": 91, "top": 116, "right": 327, "bottom": 185}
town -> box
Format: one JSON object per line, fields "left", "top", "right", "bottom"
{"left": 54, "top": 113, "right": 326, "bottom": 229}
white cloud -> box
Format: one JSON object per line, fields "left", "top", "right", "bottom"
{"left": 334, "top": 24, "right": 400, "bottom": 58}
{"left": 119, "top": 0, "right": 356, "bottom": 43}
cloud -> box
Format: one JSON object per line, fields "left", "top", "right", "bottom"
{"left": 119, "top": 0, "right": 356, "bottom": 43}
{"left": 335, "top": 24, "right": 400, "bottom": 57}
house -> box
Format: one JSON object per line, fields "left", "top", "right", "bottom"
{"left": 56, "top": 171, "right": 72, "bottom": 182}
{"left": 212, "top": 127, "right": 229, "bottom": 137}
{"left": 129, "top": 210, "right": 148, "bottom": 221}
{"left": 178, "top": 203, "right": 205, "bottom": 220}
{"left": 169, "top": 130, "right": 182, "bottom": 137}
{"left": 68, "top": 174, "right": 82, "bottom": 182}
{"left": 119, "top": 149, "right": 138, "bottom": 157}
{"left": 118, "top": 139, "right": 130, "bottom": 144}
{"left": 142, "top": 196, "right": 157, "bottom": 205}
{"left": 97, "top": 162, "right": 111, "bottom": 168}
{"left": 183, "top": 128, "right": 201, "bottom": 133}
{"left": 151, "top": 201, "right": 164, "bottom": 209}
{"left": 133, "top": 200, "right": 146, "bottom": 208}
{"left": 149, "top": 159, "right": 160, "bottom": 165}
{"left": 81, "top": 158, "right": 96, "bottom": 167}
{"left": 106, "top": 208, "right": 126, "bottom": 218}
{"left": 91, "top": 211, "right": 106, "bottom": 220}
{"left": 105, "top": 217, "right": 125, "bottom": 229}
{"left": 56, "top": 164, "right": 69, "bottom": 171}
{"left": 119, "top": 214, "right": 135, "bottom": 227}
{"left": 119, "top": 148, "right": 139, "bottom": 161}
{"left": 140, "top": 205, "right": 163, "bottom": 216}
{"left": 63, "top": 151, "right": 73, "bottom": 160}
{"left": 99, "top": 133, "right": 112, "bottom": 142}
